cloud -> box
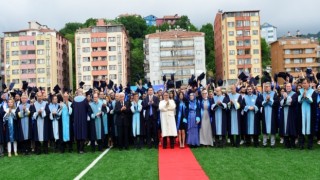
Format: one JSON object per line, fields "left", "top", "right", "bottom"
{"left": 0, "top": 0, "right": 319, "bottom": 36}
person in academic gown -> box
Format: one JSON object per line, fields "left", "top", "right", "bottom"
{"left": 227, "top": 85, "right": 243, "bottom": 147}
{"left": 279, "top": 83, "right": 298, "bottom": 148}
{"left": 159, "top": 92, "right": 177, "bottom": 149}
{"left": 261, "top": 82, "right": 279, "bottom": 148}
{"left": 48, "top": 95, "right": 62, "bottom": 151}
{"left": 130, "top": 93, "right": 143, "bottom": 149}
{"left": 175, "top": 92, "right": 187, "bottom": 148}
{"left": 99, "top": 91, "right": 109, "bottom": 148}
{"left": 89, "top": 93, "right": 104, "bottom": 151}
{"left": 186, "top": 93, "right": 201, "bottom": 147}
{"left": 59, "top": 92, "right": 73, "bottom": 153}
{"left": 199, "top": 89, "right": 214, "bottom": 146}
{"left": 114, "top": 92, "right": 131, "bottom": 150}
{"left": 110, "top": 93, "right": 119, "bottom": 147}
{"left": 298, "top": 78, "right": 317, "bottom": 149}
{"left": 16, "top": 94, "right": 32, "bottom": 155}
{"left": 72, "top": 89, "right": 90, "bottom": 154}
{"left": 242, "top": 86, "right": 261, "bottom": 147}
{"left": 211, "top": 87, "right": 229, "bottom": 147}
{"left": 142, "top": 87, "right": 160, "bottom": 149}
{"left": 30, "top": 92, "right": 50, "bottom": 154}
{"left": 3, "top": 99, "right": 18, "bottom": 157}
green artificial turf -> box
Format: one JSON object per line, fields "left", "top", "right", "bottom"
{"left": 83, "top": 148, "right": 158, "bottom": 180}
{"left": 0, "top": 149, "right": 101, "bottom": 179}
{"left": 192, "top": 144, "right": 320, "bottom": 180}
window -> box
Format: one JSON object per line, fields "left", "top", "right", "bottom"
{"left": 11, "top": 51, "right": 19, "bottom": 56}
{"left": 228, "top": 31, "right": 234, "bottom": 36}
{"left": 244, "top": 40, "right": 250, "bottom": 46}
{"left": 11, "top": 41, "right": 19, "bottom": 47}
{"left": 12, "top": 60, "right": 19, "bottom": 65}
{"left": 108, "top": 46, "right": 116, "bottom": 51}
{"left": 228, "top": 41, "right": 234, "bottom": 46}
{"left": 109, "top": 65, "right": 117, "bottom": 70}
{"left": 229, "top": 50, "right": 235, "bottom": 55}
{"left": 109, "top": 55, "right": 116, "bottom": 61}
{"left": 254, "top": 68, "right": 260, "bottom": 73}
{"left": 244, "top": 21, "right": 250, "bottom": 26}
{"left": 109, "top": 74, "right": 117, "bottom": 80}
{"left": 285, "top": 59, "right": 291, "bottom": 64}
{"left": 38, "top": 78, "right": 45, "bottom": 83}
{"left": 229, "top": 59, "right": 235, "bottom": 65}
{"left": 244, "top": 30, "right": 250, "bottom": 36}
{"left": 253, "top": 49, "right": 259, "bottom": 54}
{"left": 293, "top": 59, "right": 302, "bottom": 63}
{"left": 253, "top": 59, "right": 259, "bottom": 64}
{"left": 37, "top": 49, "right": 44, "bottom": 55}
{"left": 37, "top": 59, "right": 45, "bottom": 64}
{"left": 82, "top": 38, "right": 90, "bottom": 43}
{"left": 285, "top": 50, "right": 291, "bottom": 54}
{"left": 227, "top": 22, "right": 234, "bottom": 27}
{"left": 230, "top": 69, "right": 236, "bottom": 74}
{"left": 237, "top": 41, "right": 243, "bottom": 46}
{"left": 83, "top": 75, "right": 91, "bottom": 81}
{"left": 286, "top": 68, "right": 292, "bottom": 72}
{"left": 37, "top": 68, "right": 45, "bottom": 74}
{"left": 20, "top": 41, "right": 27, "bottom": 46}
{"left": 12, "top": 69, "right": 19, "bottom": 74}
{"left": 292, "top": 49, "right": 303, "bottom": 54}
{"left": 83, "top": 66, "right": 90, "bottom": 71}
{"left": 82, "top": 47, "right": 90, "bottom": 53}
{"left": 252, "top": 30, "right": 258, "bottom": 35}
{"left": 108, "top": 37, "right": 116, "bottom": 42}
{"left": 305, "top": 49, "right": 313, "bottom": 54}
{"left": 37, "top": 40, "right": 44, "bottom": 45}
{"left": 236, "top": 21, "right": 243, "bottom": 27}
{"left": 236, "top": 30, "right": 243, "bottom": 37}
{"left": 251, "top": 21, "right": 259, "bottom": 27}
{"left": 253, "top": 40, "right": 259, "bottom": 45}
{"left": 12, "top": 79, "right": 20, "bottom": 84}
{"left": 306, "top": 58, "right": 313, "bottom": 63}
{"left": 83, "top": 57, "right": 90, "bottom": 62}
{"left": 237, "top": 50, "right": 244, "bottom": 55}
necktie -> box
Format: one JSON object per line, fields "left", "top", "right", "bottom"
{"left": 149, "top": 96, "right": 153, "bottom": 116}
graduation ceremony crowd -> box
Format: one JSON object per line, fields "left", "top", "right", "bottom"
{"left": 0, "top": 68, "right": 320, "bottom": 158}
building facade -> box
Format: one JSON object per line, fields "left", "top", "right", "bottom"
{"left": 0, "top": 37, "right": 4, "bottom": 90}
{"left": 271, "top": 36, "right": 320, "bottom": 78}
{"left": 214, "top": 10, "right": 262, "bottom": 85}
{"left": 3, "top": 21, "right": 72, "bottom": 91}
{"left": 75, "top": 19, "right": 130, "bottom": 90}
{"left": 144, "top": 15, "right": 157, "bottom": 26}
{"left": 144, "top": 30, "right": 206, "bottom": 85}
{"left": 261, "top": 22, "right": 277, "bottom": 44}
{"left": 156, "top": 14, "right": 180, "bottom": 26}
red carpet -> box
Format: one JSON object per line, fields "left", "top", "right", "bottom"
{"left": 158, "top": 141, "right": 208, "bottom": 180}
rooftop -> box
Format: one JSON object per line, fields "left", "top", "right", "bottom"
{"left": 146, "top": 30, "right": 204, "bottom": 39}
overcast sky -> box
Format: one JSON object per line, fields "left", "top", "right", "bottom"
{"left": 0, "top": 0, "right": 319, "bottom": 36}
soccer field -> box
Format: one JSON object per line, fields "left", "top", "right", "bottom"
{"left": 1, "top": 144, "right": 320, "bottom": 179}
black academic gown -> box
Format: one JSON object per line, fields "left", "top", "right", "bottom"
{"left": 0, "top": 106, "right": 5, "bottom": 144}
{"left": 4, "top": 109, "right": 19, "bottom": 142}
{"left": 72, "top": 96, "right": 90, "bottom": 140}
{"left": 16, "top": 105, "right": 33, "bottom": 141}
{"left": 241, "top": 95, "right": 261, "bottom": 135}
{"left": 279, "top": 92, "right": 298, "bottom": 137}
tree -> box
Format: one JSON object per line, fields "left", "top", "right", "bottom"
{"left": 117, "top": 16, "right": 148, "bottom": 39}
{"left": 200, "top": 23, "right": 215, "bottom": 77}
{"left": 83, "top": 18, "right": 97, "bottom": 27}
{"left": 261, "top": 38, "right": 271, "bottom": 70}
{"left": 174, "top": 15, "right": 198, "bottom": 31}
{"left": 130, "top": 38, "right": 144, "bottom": 84}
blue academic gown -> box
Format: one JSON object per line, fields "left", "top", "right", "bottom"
{"left": 131, "top": 100, "right": 142, "bottom": 137}
{"left": 261, "top": 91, "right": 279, "bottom": 135}
{"left": 49, "top": 103, "right": 61, "bottom": 140}
{"left": 60, "top": 102, "right": 72, "bottom": 142}
{"left": 16, "top": 103, "right": 32, "bottom": 141}
{"left": 298, "top": 88, "right": 317, "bottom": 135}
{"left": 100, "top": 99, "right": 109, "bottom": 135}
{"left": 175, "top": 99, "right": 187, "bottom": 130}
{"left": 227, "top": 93, "right": 242, "bottom": 135}
{"left": 90, "top": 101, "right": 104, "bottom": 140}
{"left": 279, "top": 91, "right": 298, "bottom": 136}
{"left": 242, "top": 94, "right": 261, "bottom": 135}
{"left": 211, "top": 95, "right": 229, "bottom": 136}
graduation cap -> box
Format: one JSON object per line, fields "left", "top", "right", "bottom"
{"left": 254, "top": 75, "right": 260, "bottom": 81}
{"left": 10, "top": 91, "right": 16, "bottom": 98}
{"left": 125, "top": 82, "right": 131, "bottom": 94}
{"left": 316, "top": 73, "right": 320, "bottom": 80}
{"left": 274, "top": 73, "right": 279, "bottom": 83}
{"left": 64, "top": 87, "right": 71, "bottom": 93}
{"left": 262, "top": 71, "right": 272, "bottom": 83}
{"left": 9, "top": 82, "right": 15, "bottom": 91}
{"left": 147, "top": 82, "right": 153, "bottom": 88}
{"left": 30, "top": 92, "right": 36, "bottom": 99}
{"left": 100, "top": 81, "right": 106, "bottom": 88}
{"left": 2, "top": 83, "right": 7, "bottom": 90}
{"left": 167, "top": 80, "right": 174, "bottom": 89}
{"left": 163, "top": 75, "right": 167, "bottom": 82}
{"left": 175, "top": 81, "right": 182, "bottom": 89}
{"left": 306, "top": 68, "right": 312, "bottom": 74}
{"left": 22, "top": 81, "right": 28, "bottom": 90}
{"left": 238, "top": 72, "right": 248, "bottom": 82}
{"left": 79, "top": 81, "right": 85, "bottom": 89}
{"left": 93, "top": 81, "right": 99, "bottom": 89}
{"left": 107, "top": 80, "right": 114, "bottom": 89}
{"left": 32, "top": 86, "right": 38, "bottom": 93}
{"left": 217, "top": 79, "right": 223, "bottom": 87}
{"left": 119, "top": 84, "right": 123, "bottom": 92}
{"left": 171, "top": 74, "right": 175, "bottom": 81}
{"left": 197, "top": 72, "right": 206, "bottom": 81}
{"left": 39, "top": 86, "right": 44, "bottom": 91}
{"left": 85, "top": 88, "right": 93, "bottom": 96}
{"left": 53, "top": 85, "right": 61, "bottom": 94}
{"left": 249, "top": 77, "right": 258, "bottom": 86}
{"left": 277, "top": 72, "right": 287, "bottom": 80}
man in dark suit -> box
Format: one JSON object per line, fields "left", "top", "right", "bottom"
{"left": 114, "top": 92, "right": 131, "bottom": 150}
{"left": 143, "top": 87, "right": 160, "bottom": 148}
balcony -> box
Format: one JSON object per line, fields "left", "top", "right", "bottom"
{"left": 283, "top": 53, "right": 317, "bottom": 59}
{"left": 92, "top": 70, "right": 108, "bottom": 76}
{"left": 91, "top": 60, "right": 107, "bottom": 67}
{"left": 237, "top": 64, "right": 252, "bottom": 69}
{"left": 284, "top": 62, "right": 320, "bottom": 68}
{"left": 91, "top": 51, "right": 107, "bottom": 57}
{"left": 283, "top": 44, "right": 317, "bottom": 49}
